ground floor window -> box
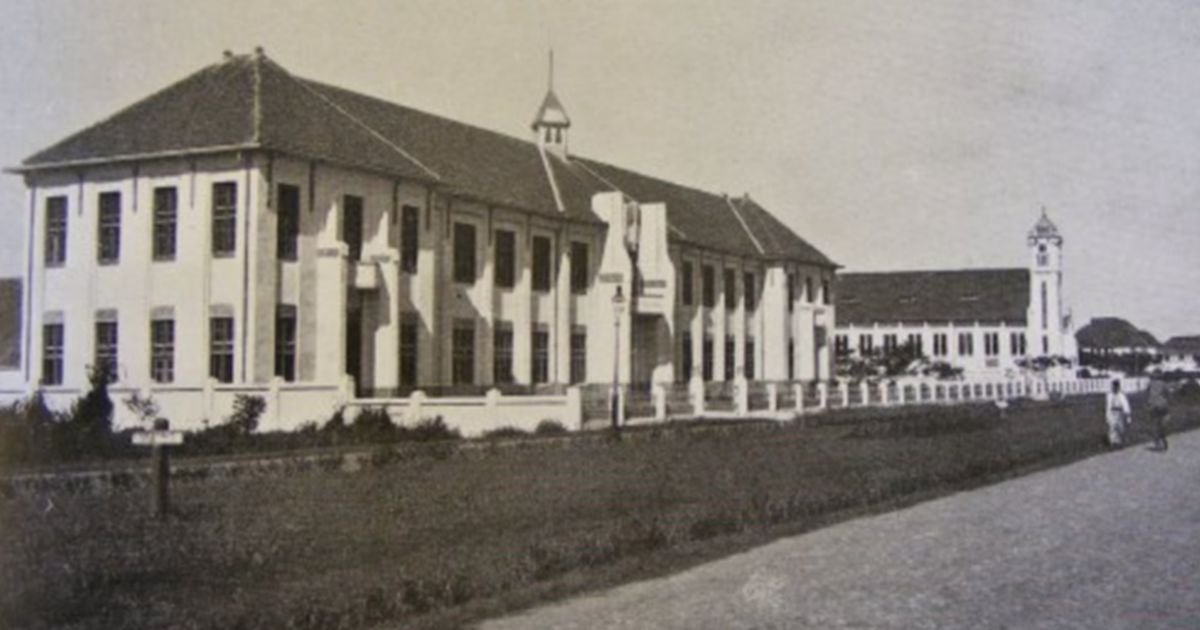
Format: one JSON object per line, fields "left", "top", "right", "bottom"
{"left": 150, "top": 319, "right": 174, "bottom": 383}
{"left": 724, "top": 335, "right": 735, "bottom": 381}
{"left": 209, "top": 317, "right": 234, "bottom": 383}
{"left": 42, "top": 323, "right": 64, "bottom": 385}
{"left": 493, "top": 324, "right": 514, "bottom": 384}
{"left": 788, "top": 339, "right": 795, "bottom": 381}
{"left": 452, "top": 320, "right": 474, "bottom": 385}
{"left": 680, "top": 332, "right": 693, "bottom": 382}
{"left": 744, "top": 339, "right": 756, "bottom": 380}
{"left": 531, "top": 326, "right": 550, "bottom": 384}
{"left": 275, "top": 306, "right": 297, "bottom": 382}
{"left": 570, "top": 329, "right": 586, "bottom": 384}
{"left": 94, "top": 321, "right": 118, "bottom": 380}
{"left": 400, "top": 317, "right": 418, "bottom": 387}
{"left": 702, "top": 336, "right": 714, "bottom": 381}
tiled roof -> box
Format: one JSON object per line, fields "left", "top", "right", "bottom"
{"left": 835, "top": 268, "right": 1030, "bottom": 326}
{"left": 1075, "top": 317, "right": 1160, "bottom": 349}
{"left": 0, "top": 278, "right": 21, "bottom": 369}
{"left": 18, "top": 52, "right": 835, "bottom": 266}
{"left": 1164, "top": 336, "right": 1200, "bottom": 354}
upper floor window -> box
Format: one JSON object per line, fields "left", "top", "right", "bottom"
{"left": 702, "top": 265, "right": 715, "bottom": 308}
{"left": 859, "top": 334, "right": 874, "bottom": 354}
{"left": 152, "top": 187, "right": 177, "bottom": 261}
{"left": 804, "top": 277, "right": 814, "bottom": 303}
{"left": 743, "top": 272, "right": 756, "bottom": 310}
{"left": 212, "top": 182, "right": 238, "bottom": 257}
{"left": 821, "top": 279, "right": 831, "bottom": 305}
{"left": 1010, "top": 332, "right": 1026, "bottom": 356}
{"left": 400, "top": 205, "right": 420, "bottom": 273}
{"left": 907, "top": 333, "right": 923, "bottom": 356}
{"left": 570, "top": 241, "right": 589, "bottom": 294}
{"left": 787, "top": 273, "right": 796, "bottom": 313}
{"left": 723, "top": 268, "right": 737, "bottom": 310}
{"left": 44, "top": 196, "right": 68, "bottom": 267}
{"left": 834, "top": 334, "right": 850, "bottom": 355}
{"left": 933, "top": 333, "right": 948, "bottom": 357}
{"left": 453, "top": 222, "right": 477, "bottom": 284}
{"left": 494, "top": 229, "right": 516, "bottom": 289}
{"left": 984, "top": 332, "right": 1000, "bottom": 356}
{"left": 341, "top": 195, "right": 363, "bottom": 263}
{"left": 681, "top": 261, "right": 694, "bottom": 305}
{"left": 532, "top": 235, "right": 553, "bottom": 292}
{"left": 883, "top": 334, "right": 898, "bottom": 353}
{"left": 97, "top": 192, "right": 121, "bottom": 265}
{"left": 277, "top": 184, "right": 301, "bottom": 261}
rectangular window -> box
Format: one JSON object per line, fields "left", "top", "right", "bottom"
{"left": 97, "top": 191, "right": 121, "bottom": 264}
{"left": 680, "top": 332, "right": 693, "bottom": 382}
{"left": 570, "top": 241, "right": 589, "bottom": 294}
{"left": 745, "top": 338, "right": 756, "bottom": 380}
{"left": 723, "top": 268, "right": 737, "bottom": 310}
{"left": 570, "top": 329, "right": 587, "bottom": 384}
{"left": 804, "top": 277, "right": 815, "bottom": 303}
{"left": 859, "top": 334, "right": 874, "bottom": 354}
{"left": 883, "top": 334, "right": 898, "bottom": 353}
{"left": 274, "top": 306, "right": 297, "bottom": 382}
{"left": 532, "top": 235, "right": 552, "bottom": 292}
{"left": 494, "top": 229, "right": 516, "bottom": 289}
{"left": 681, "top": 261, "right": 694, "bottom": 306}
{"left": 209, "top": 317, "right": 234, "bottom": 383}
{"left": 453, "top": 223, "right": 476, "bottom": 284}
{"left": 342, "top": 195, "right": 363, "bottom": 263}
{"left": 1010, "top": 332, "right": 1026, "bottom": 356}
{"left": 452, "top": 320, "right": 474, "bottom": 385}
{"left": 94, "top": 321, "right": 118, "bottom": 380}
{"left": 933, "top": 333, "right": 948, "bottom": 357}
{"left": 787, "top": 339, "right": 795, "bottom": 380}
{"left": 153, "top": 187, "right": 177, "bottom": 261}
{"left": 45, "top": 196, "right": 68, "bottom": 267}
{"left": 1042, "top": 336, "right": 1049, "bottom": 355}
{"left": 702, "top": 336, "right": 714, "bottom": 381}
{"left": 277, "top": 184, "right": 301, "bottom": 261}
{"left": 724, "top": 335, "right": 736, "bottom": 381}
{"left": 150, "top": 319, "right": 175, "bottom": 384}
{"left": 532, "top": 327, "right": 550, "bottom": 384}
{"left": 212, "top": 182, "right": 238, "bottom": 256}
{"left": 958, "top": 332, "right": 974, "bottom": 357}
{"left": 985, "top": 332, "right": 1000, "bottom": 356}
{"left": 42, "top": 323, "right": 64, "bottom": 385}
{"left": 399, "top": 317, "right": 418, "bottom": 386}
{"left": 835, "top": 335, "right": 849, "bottom": 355}
{"left": 702, "top": 265, "right": 715, "bottom": 308}
{"left": 787, "top": 273, "right": 796, "bottom": 313}
{"left": 493, "top": 324, "right": 514, "bottom": 384}
{"left": 401, "top": 205, "right": 420, "bottom": 273}
{"left": 907, "top": 333, "right": 923, "bottom": 356}
{"left": 743, "top": 272, "right": 756, "bottom": 310}
{"left": 822, "top": 280, "right": 831, "bottom": 305}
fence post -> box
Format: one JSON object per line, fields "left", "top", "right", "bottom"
{"left": 408, "top": 389, "right": 425, "bottom": 423}
{"left": 860, "top": 381, "right": 870, "bottom": 407}
{"left": 818, "top": 382, "right": 829, "bottom": 409}
{"left": 653, "top": 383, "right": 667, "bottom": 421}
{"left": 839, "top": 380, "right": 849, "bottom": 408}
{"left": 767, "top": 382, "right": 778, "bottom": 412}
{"left": 735, "top": 377, "right": 749, "bottom": 416}
{"left": 879, "top": 381, "right": 889, "bottom": 406}
{"left": 269, "top": 377, "right": 282, "bottom": 431}
{"left": 794, "top": 383, "right": 805, "bottom": 414}
{"left": 690, "top": 377, "right": 706, "bottom": 417}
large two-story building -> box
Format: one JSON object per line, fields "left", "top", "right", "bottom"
{"left": 6, "top": 50, "right": 837, "bottom": 429}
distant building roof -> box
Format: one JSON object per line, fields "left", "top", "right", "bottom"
{"left": 17, "top": 51, "right": 834, "bottom": 267}
{"left": 835, "top": 268, "right": 1029, "bottom": 326}
{"left": 0, "top": 278, "right": 21, "bottom": 369}
{"left": 1163, "top": 335, "right": 1200, "bottom": 355}
{"left": 1075, "top": 317, "right": 1160, "bottom": 350}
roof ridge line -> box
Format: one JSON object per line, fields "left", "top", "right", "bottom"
{"left": 536, "top": 146, "right": 566, "bottom": 213}
{"left": 725, "top": 196, "right": 765, "bottom": 255}
{"left": 267, "top": 59, "right": 442, "bottom": 182}
{"left": 251, "top": 55, "right": 263, "bottom": 144}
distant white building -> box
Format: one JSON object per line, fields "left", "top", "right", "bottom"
{"left": 4, "top": 50, "right": 837, "bottom": 429}
{"left": 833, "top": 212, "right": 1078, "bottom": 377}
{"left": 1160, "top": 336, "right": 1200, "bottom": 372}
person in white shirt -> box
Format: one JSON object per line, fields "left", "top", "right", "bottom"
{"left": 1105, "top": 379, "right": 1132, "bottom": 447}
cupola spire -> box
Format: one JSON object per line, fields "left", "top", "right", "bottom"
{"left": 532, "top": 49, "right": 570, "bottom": 158}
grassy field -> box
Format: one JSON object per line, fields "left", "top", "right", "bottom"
{"left": 1, "top": 393, "right": 1196, "bottom": 630}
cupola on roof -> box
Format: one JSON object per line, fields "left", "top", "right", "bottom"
{"left": 1029, "top": 208, "right": 1061, "bottom": 240}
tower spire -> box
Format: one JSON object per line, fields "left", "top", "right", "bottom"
{"left": 548, "top": 49, "right": 554, "bottom": 91}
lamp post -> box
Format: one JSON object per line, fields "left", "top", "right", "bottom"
{"left": 611, "top": 286, "right": 626, "bottom": 434}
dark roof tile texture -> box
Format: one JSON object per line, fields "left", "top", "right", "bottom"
{"left": 1076, "top": 317, "right": 1160, "bottom": 349}
{"left": 836, "top": 268, "right": 1030, "bottom": 326}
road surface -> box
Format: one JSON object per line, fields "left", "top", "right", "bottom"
{"left": 482, "top": 431, "right": 1200, "bottom": 629}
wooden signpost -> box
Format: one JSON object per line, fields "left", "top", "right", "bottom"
{"left": 131, "top": 418, "right": 184, "bottom": 519}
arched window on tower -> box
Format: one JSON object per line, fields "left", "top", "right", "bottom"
{"left": 1037, "top": 243, "right": 1048, "bottom": 267}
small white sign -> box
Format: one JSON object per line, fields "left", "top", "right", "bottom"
{"left": 132, "top": 431, "right": 185, "bottom": 447}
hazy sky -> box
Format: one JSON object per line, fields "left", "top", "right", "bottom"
{"left": 1, "top": 0, "right": 1197, "bottom": 337}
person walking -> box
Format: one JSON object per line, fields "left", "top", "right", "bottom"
{"left": 1105, "top": 379, "right": 1132, "bottom": 447}
{"left": 1146, "top": 374, "right": 1170, "bottom": 451}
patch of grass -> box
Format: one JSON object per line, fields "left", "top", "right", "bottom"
{"left": 1, "top": 395, "right": 1196, "bottom": 629}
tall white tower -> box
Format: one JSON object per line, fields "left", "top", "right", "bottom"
{"left": 1027, "top": 208, "right": 1065, "bottom": 357}
{"left": 531, "top": 51, "right": 571, "bottom": 160}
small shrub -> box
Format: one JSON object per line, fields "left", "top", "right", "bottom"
{"left": 228, "top": 394, "right": 266, "bottom": 435}
{"left": 483, "top": 426, "right": 528, "bottom": 440}
{"left": 534, "top": 419, "right": 568, "bottom": 436}
{"left": 403, "top": 416, "right": 460, "bottom": 443}
{"left": 351, "top": 407, "right": 396, "bottom": 444}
